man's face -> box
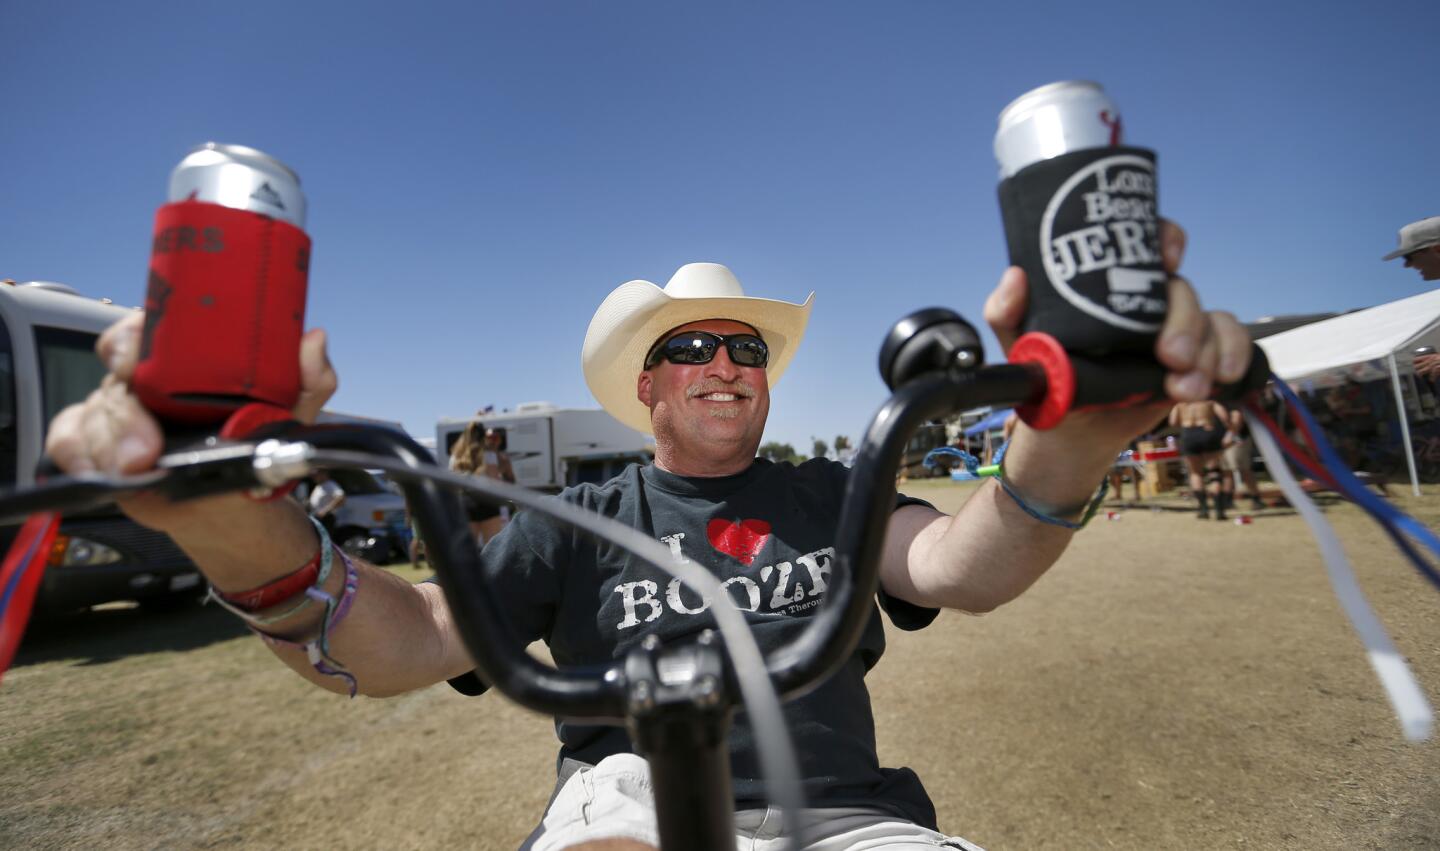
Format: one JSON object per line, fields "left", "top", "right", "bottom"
{"left": 637, "top": 319, "right": 770, "bottom": 458}
{"left": 1404, "top": 246, "right": 1440, "bottom": 281}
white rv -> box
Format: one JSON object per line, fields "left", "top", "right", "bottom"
{"left": 0, "top": 281, "right": 201, "bottom": 612}
{"left": 436, "top": 402, "right": 653, "bottom": 492}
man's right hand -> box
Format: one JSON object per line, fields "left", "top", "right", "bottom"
{"left": 45, "top": 311, "right": 339, "bottom": 534}
{"left": 43, "top": 314, "right": 476, "bottom": 697}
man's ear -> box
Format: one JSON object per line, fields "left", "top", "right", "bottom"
{"left": 637, "top": 371, "right": 653, "bottom": 408}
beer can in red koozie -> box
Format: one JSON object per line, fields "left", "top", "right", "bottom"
{"left": 132, "top": 143, "right": 311, "bottom": 424}
{"left": 1234, "top": 515, "right": 1253, "bottom": 526}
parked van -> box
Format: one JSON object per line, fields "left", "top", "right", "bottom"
{"left": 294, "top": 468, "right": 410, "bottom": 565}
{"left": 0, "top": 281, "right": 200, "bottom": 613}
{"left": 308, "top": 411, "right": 412, "bottom": 564}
{"left": 436, "top": 402, "right": 653, "bottom": 492}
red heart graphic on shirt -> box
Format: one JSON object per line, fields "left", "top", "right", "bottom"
{"left": 706, "top": 518, "right": 771, "bottom": 566}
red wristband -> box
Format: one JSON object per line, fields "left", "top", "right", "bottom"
{"left": 215, "top": 548, "right": 322, "bottom": 612}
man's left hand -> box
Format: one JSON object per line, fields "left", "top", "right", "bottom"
{"left": 982, "top": 220, "right": 1253, "bottom": 455}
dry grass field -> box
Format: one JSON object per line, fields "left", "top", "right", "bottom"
{"left": 2, "top": 480, "right": 1438, "bottom": 849}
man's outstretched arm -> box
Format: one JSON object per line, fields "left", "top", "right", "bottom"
{"left": 46, "top": 313, "right": 474, "bottom": 697}
{"left": 880, "top": 223, "right": 1251, "bottom": 613}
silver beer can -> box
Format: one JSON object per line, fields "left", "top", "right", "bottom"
{"left": 994, "top": 81, "right": 1123, "bottom": 178}
{"left": 167, "top": 142, "right": 307, "bottom": 230}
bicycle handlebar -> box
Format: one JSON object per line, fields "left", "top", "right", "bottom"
{"left": 0, "top": 305, "right": 1274, "bottom": 851}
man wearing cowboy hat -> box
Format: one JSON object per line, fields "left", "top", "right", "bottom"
{"left": 1384, "top": 216, "right": 1440, "bottom": 281}
{"left": 46, "top": 220, "right": 1252, "bottom": 849}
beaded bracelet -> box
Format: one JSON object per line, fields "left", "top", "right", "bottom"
{"left": 995, "top": 444, "right": 1109, "bottom": 531}
{"left": 252, "top": 548, "right": 361, "bottom": 697}
{"left": 206, "top": 517, "right": 334, "bottom": 626}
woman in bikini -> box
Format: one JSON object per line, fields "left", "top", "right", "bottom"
{"left": 448, "top": 419, "right": 516, "bottom": 545}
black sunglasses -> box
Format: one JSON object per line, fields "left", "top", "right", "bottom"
{"left": 644, "top": 331, "right": 770, "bottom": 369}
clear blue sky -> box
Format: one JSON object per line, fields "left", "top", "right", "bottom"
{"left": 3, "top": 1, "right": 1437, "bottom": 454}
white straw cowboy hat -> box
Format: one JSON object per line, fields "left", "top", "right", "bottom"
{"left": 582, "top": 262, "right": 814, "bottom": 435}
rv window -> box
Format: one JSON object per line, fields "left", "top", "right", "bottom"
{"left": 35, "top": 327, "right": 106, "bottom": 437}
{"left": 0, "top": 319, "right": 15, "bottom": 487}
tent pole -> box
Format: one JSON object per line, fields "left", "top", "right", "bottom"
{"left": 1388, "top": 353, "right": 1422, "bottom": 497}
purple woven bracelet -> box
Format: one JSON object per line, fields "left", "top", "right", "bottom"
{"left": 254, "top": 547, "right": 361, "bottom": 696}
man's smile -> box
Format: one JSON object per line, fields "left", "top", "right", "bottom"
{"left": 687, "top": 380, "right": 756, "bottom": 404}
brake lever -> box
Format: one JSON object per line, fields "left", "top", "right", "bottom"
{"left": 0, "top": 438, "right": 302, "bottom": 526}
{"left": 151, "top": 440, "right": 269, "bottom": 500}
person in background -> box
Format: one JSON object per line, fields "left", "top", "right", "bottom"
{"left": 405, "top": 506, "right": 427, "bottom": 567}
{"left": 1108, "top": 440, "right": 1144, "bottom": 504}
{"left": 1383, "top": 216, "right": 1440, "bottom": 282}
{"left": 1322, "top": 381, "right": 1372, "bottom": 470}
{"left": 448, "top": 418, "right": 517, "bottom": 545}
{"left": 1170, "top": 400, "right": 1234, "bottom": 520}
{"left": 1222, "top": 407, "right": 1264, "bottom": 511}
{"left": 1413, "top": 345, "right": 1440, "bottom": 383}
{"left": 1382, "top": 215, "right": 1440, "bottom": 383}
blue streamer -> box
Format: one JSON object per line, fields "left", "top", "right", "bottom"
{"left": 0, "top": 525, "right": 48, "bottom": 621}
{"left": 1269, "top": 377, "right": 1440, "bottom": 592}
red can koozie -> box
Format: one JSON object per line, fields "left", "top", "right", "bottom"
{"left": 132, "top": 200, "right": 310, "bottom": 424}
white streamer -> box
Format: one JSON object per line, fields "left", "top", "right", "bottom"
{"left": 1248, "top": 412, "right": 1433, "bottom": 741}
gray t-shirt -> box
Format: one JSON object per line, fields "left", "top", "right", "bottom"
{"left": 445, "top": 457, "right": 942, "bottom": 828}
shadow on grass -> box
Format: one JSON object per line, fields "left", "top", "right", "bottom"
{"left": 1106, "top": 502, "right": 1314, "bottom": 517}
{"left": 13, "top": 600, "right": 249, "bottom": 669}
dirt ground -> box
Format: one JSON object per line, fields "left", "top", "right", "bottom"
{"left": 2, "top": 481, "right": 1439, "bottom": 850}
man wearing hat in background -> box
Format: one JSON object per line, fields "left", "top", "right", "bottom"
{"left": 44, "top": 223, "right": 1251, "bottom": 849}
{"left": 1385, "top": 217, "right": 1440, "bottom": 381}
{"left": 1384, "top": 216, "right": 1440, "bottom": 282}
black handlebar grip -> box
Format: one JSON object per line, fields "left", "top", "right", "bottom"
{"left": 1010, "top": 331, "right": 1270, "bottom": 430}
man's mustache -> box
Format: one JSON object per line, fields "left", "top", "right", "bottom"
{"left": 686, "top": 379, "right": 756, "bottom": 399}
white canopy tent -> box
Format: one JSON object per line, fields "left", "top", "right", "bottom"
{"left": 1257, "top": 289, "right": 1440, "bottom": 496}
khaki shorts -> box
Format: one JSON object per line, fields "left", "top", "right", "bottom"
{"left": 521, "top": 753, "right": 985, "bottom": 851}
{"left": 1223, "top": 437, "right": 1254, "bottom": 472}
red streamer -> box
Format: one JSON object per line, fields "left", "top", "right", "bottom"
{"left": 0, "top": 512, "right": 61, "bottom": 684}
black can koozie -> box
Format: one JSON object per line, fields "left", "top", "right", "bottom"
{"left": 997, "top": 145, "right": 1166, "bottom": 356}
